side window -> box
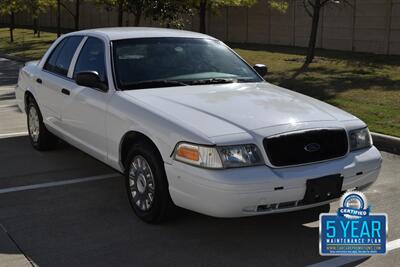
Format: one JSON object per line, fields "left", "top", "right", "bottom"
{"left": 73, "top": 37, "right": 107, "bottom": 83}
{"left": 44, "top": 36, "right": 83, "bottom": 76}
{"left": 44, "top": 38, "right": 67, "bottom": 73}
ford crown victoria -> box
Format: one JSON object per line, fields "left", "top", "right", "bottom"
{"left": 15, "top": 27, "right": 382, "bottom": 223}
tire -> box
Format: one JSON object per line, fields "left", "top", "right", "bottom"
{"left": 125, "top": 142, "right": 175, "bottom": 223}
{"left": 26, "top": 97, "right": 57, "bottom": 151}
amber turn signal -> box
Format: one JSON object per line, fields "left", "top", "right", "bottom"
{"left": 176, "top": 145, "right": 200, "bottom": 161}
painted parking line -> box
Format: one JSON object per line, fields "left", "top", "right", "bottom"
{"left": 0, "top": 103, "right": 17, "bottom": 108}
{"left": 387, "top": 239, "right": 400, "bottom": 250}
{"left": 0, "top": 131, "right": 28, "bottom": 139}
{"left": 0, "top": 173, "right": 121, "bottom": 194}
{"left": 306, "top": 239, "right": 400, "bottom": 267}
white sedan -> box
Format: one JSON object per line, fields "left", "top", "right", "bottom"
{"left": 16, "top": 27, "right": 382, "bottom": 223}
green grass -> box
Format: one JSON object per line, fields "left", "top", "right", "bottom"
{"left": 233, "top": 43, "right": 400, "bottom": 137}
{"left": 0, "top": 28, "right": 56, "bottom": 60}
{"left": 1, "top": 28, "right": 399, "bottom": 137}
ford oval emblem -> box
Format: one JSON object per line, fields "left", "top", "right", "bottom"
{"left": 304, "top": 143, "right": 321, "bottom": 152}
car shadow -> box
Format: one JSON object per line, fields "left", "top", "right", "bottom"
{"left": 0, "top": 135, "right": 115, "bottom": 188}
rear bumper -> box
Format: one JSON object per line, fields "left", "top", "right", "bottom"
{"left": 165, "top": 146, "right": 382, "bottom": 218}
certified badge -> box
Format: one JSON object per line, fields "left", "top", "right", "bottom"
{"left": 320, "top": 191, "right": 388, "bottom": 255}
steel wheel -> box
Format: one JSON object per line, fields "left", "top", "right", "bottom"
{"left": 26, "top": 97, "right": 57, "bottom": 151}
{"left": 128, "top": 155, "right": 156, "bottom": 211}
{"left": 125, "top": 143, "right": 175, "bottom": 223}
{"left": 28, "top": 106, "right": 40, "bottom": 142}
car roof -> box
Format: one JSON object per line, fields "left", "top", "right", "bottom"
{"left": 70, "top": 27, "right": 215, "bottom": 41}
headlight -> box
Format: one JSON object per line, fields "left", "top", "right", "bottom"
{"left": 173, "top": 143, "right": 264, "bottom": 169}
{"left": 349, "top": 127, "right": 372, "bottom": 151}
{"left": 217, "top": 144, "right": 263, "bottom": 168}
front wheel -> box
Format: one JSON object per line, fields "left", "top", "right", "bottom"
{"left": 26, "top": 98, "right": 57, "bottom": 150}
{"left": 125, "top": 143, "right": 175, "bottom": 223}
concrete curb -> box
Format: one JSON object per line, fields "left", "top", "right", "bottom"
{"left": 0, "top": 53, "right": 30, "bottom": 63}
{"left": 372, "top": 132, "right": 400, "bottom": 155}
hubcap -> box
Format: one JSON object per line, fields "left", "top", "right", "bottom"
{"left": 128, "top": 155, "right": 155, "bottom": 211}
{"left": 28, "top": 107, "right": 40, "bottom": 142}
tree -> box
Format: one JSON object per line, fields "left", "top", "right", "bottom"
{"left": 0, "top": 0, "right": 26, "bottom": 42}
{"left": 93, "top": 0, "right": 127, "bottom": 26}
{"left": 93, "top": 0, "right": 187, "bottom": 27}
{"left": 26, "top": 0, "right": 56, "bottom": 37}
{"left": 303, "top": 0, "right": 351, "bottom": 66}
{"left": 126, "top": 0, "right": 148, "bottom": 26}
{"left": 269, "top": 0, "right": 350, "bottom": 68}
{"left": 148, "top": 0, "right": 193, "bottom": 28}
{"left": 58, "top": 0, "right": 83, "bottom": 30}
{"left": 57, "top": 0, "right": 61, "bottom": 36}
{"left": 188, "top": 0, "right": 257, "bottom": 34}
{"left": 75, "top": 0, "right": 81, "bottom": 30}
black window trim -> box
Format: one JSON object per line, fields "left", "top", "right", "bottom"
{"left": 42, "top": 35, "right": 85, "bottom": 81}
{"left": 72, "top": 36, "right": 110, "bottom": 93}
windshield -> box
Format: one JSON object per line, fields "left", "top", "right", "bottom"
{"left": 112, "top": 37, "right": 263, "bottom": 90}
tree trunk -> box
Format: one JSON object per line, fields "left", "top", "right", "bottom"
{"left": 134, "top": 10, "right": 141, "bottom": 26}
{"left": 9, "top": 12, "right": 15, "bottom": 43}
{"left": 305, "top": 0, "right": 321, "bottom": 65}
{"left": 118, "top": 1, "right": 123, "bottom": 26}
{"left": 75, "top": 0, "right": 80, "bottom": 30}
{"left": 37, "top": 16, "right": 41, "bottom": 38}
{"left": 33, "top": 18, "right": 38, "bottom": 35}
{"left": 199, "top": 0, "right": 207, "bottom": 33}
{"left": 57, "top": 0, "right": 61, "bottom": 37}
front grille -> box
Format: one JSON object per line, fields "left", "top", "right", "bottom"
{"left": 263, "top": 128, "right": 348, "bottom": 167}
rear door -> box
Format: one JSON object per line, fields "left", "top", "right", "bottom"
{"left": 37, "top": 36, "right": 84, "bottom": 130}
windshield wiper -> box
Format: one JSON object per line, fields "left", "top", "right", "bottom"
{"left": 121, "top": 80, "right": 188, "bottom": 90}
{"left": 186, "top": 78, "right": 237, "bottom": 85}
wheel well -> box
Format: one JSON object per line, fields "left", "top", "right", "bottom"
{"left": 120, "top": 131, "right": 163, "bottom": 171}
{"left": 24, "top": 91, "right": 35, "bottom": 111}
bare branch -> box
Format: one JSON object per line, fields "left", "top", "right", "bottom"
{"left": 342, "top": 0, "right": 354, "bottom": 9}
{"left": 321, "top": 0, "right": 331, "bottom": 6}
{"left": 303, "top": 0, "right": 313, "bottom": 17}
{"left": 60, "top": 2, "right": 75, "bottom": 18}
{"left": 322, "top": 0, "right": 354, "bottom": 11}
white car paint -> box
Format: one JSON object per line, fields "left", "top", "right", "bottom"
{"left": 15, "top": 27, "right": 382, "bottom": 218}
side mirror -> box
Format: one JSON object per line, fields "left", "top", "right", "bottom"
{"left": 75, "top": 71, "right": 108, "bottom": 91}
{"left": 253, "top": 64, "right": 268, "bottom": 77}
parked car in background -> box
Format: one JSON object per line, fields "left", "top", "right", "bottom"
{"left": 15, "top": 27, "right": 382, "bottom": 223}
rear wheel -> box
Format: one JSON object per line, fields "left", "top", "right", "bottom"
{"left": 26, "top": 97, "right": 57, "bottom": 150}
{"left": 125, "top": 143, "right": 175, "bottom": 223}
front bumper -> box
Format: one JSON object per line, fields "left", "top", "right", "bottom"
{"left": 165, "top": 146, "right": 382, "bottom": 218}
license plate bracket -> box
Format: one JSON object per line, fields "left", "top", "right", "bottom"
{"left": 302, "top": 174, "right": 343, "bottom": 204}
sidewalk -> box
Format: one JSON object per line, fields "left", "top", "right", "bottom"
{"left": 0, "top": 85, "right": 26, "bottom": 135}
{"left": 0, "top": 225, "right": 32, "bottom": 267}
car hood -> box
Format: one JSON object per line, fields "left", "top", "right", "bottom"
{"left": 122, "top": 82, "right": 357, "bottom": 137}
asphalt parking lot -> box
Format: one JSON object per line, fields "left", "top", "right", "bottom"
{"left": 0, "top": 58, "right": 399, "bottom": 267}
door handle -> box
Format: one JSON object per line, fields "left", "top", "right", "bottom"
{"left": 61, "top": 88, "right": 70, "bottom": 96}
{"left": 36, "top": 78, "right": 42, "bottom": 84}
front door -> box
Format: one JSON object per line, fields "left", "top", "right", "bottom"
{"left": 60, "top": 37, "right": 111, "bottom": 161}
